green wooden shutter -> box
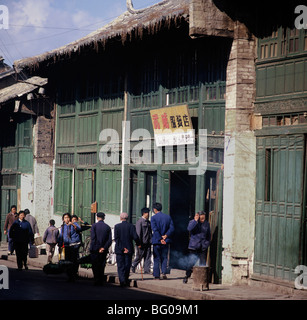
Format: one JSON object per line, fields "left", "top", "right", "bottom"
{"left": 54, "top": 169, "right": 72, "bottom": 215}
{"left": 254, "top": 135, "right": 305, "bottom": 281}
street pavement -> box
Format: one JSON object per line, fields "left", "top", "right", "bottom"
{"left": 1, "top": 244, "right": 307, "bottom": 300}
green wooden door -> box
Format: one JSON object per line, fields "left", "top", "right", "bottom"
{"left": 54, "top": 169, "right": 73, "bottom": 215}
{"left": 1, "top": 187, "right": 17, "bottom": 242}
{"left": 76, "top": 169, "right": 95, "bottom": 228}
{"left": 99, "top": 170, "right": 121, "bottom": 216}
{"left": 254, "top": 134, "right": 306, "bottom": 281}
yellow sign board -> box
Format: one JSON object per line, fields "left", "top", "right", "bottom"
{"left": 150, "top": 105, "right": 194, "bottom": 146}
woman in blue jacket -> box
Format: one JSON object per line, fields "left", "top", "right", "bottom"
{"left": 57, "top": 213, "right": 81, "bottom": 281}
{"left": 183, "top": 211, "right": 211, "bottom": 284}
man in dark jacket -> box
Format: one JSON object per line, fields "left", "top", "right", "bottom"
{"left": 131, "top": 207, "right": 152, "bottom": 274}
{"left": 151, "top": 203, "right": 174, "bottom": 279}
{"left": 9, "top": 211, "right": 34, "bottom": 271}
{"left": 183, "top": 211, "right": 211, "bottom": 283}
{"left": 114, "top": 212, "right": 141, "bottom": 287}
{"left": 90, "top": 212, "right": 112, "bottom": 286}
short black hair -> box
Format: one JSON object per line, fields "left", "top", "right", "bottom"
{"left": 71, "top": 214, "right": 78, "bottom": 220}
{"left": 62, "top": 213, "right": 71, "bottom": 220}
{"left": 97, "top": 212, "right": 105, "bottom": 219}
{"left": 49, "top": 219, "right": 55, "bottom": 226}
{"left": 152, "top": 203, "right": 162, "bottom": 212}
{"left": 24, "top": 209, "right": 30, "bottom": 215}
{"left": 11, "top": 205, "right": 17, "bottom": 210}
{"left": 141, "top": 207, "right": 150, "bottom": 215}
{"left": 18, "top": 210, "right": 25, "bottom": 216}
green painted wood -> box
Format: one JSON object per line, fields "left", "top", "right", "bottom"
{"left": 99, "top": 170, "right": 121, "bottom": 216}
{"left": 54, "top": 169, "right": 73, "bottom": 215}
{"left": 1, "top": 186, "right": 17, "bottom": 242}
{"left": 254, "top": 135, "right": 305, "bottom": 281}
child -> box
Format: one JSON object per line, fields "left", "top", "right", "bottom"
{"left": 43, "top": 220, "right": 59, "bottom": 264}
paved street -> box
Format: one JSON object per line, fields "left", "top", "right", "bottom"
{"left": 1, "top": 244, "right": 307, "bottom": 301}
{"left": 0, "top": 259, "right": 175, "bottom": 301}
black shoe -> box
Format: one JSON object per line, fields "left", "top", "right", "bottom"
{"left": 162, "top": 274, "right": 167, "bottom": 280}
{"left": 24, "top": 264, "right": 28, "bottom": 270}
{"left": 183, "top": 277, "right": 188, "bottom": 284}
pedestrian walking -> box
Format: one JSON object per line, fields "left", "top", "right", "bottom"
{"left": 183, "top": 211, "right": 211, "bottom": 284}
{"left": 90, "top": 212, "right": 112, "bottom": 286}
{"left": 9, "top": 210, "right": 34, "bottom": 271}
{"left": 131, "top": 207, "right": 152, "bottom": 274}
{"left": 151, "top": 202, "right": 174, "bottom": 280}
{"left": 57, "top": 213, "right": 81, "bottom": 282}
{"left": 24, "top": 209, "right": 40, "bottom": 235}
{"left": 114, "top": 212, "right": 141, "bottom": 287}
{"left": 43, "top": 219, "right": 59, "bottom": 264}
{"left": 3, "top": 205, "right": 18, "bottom": 255}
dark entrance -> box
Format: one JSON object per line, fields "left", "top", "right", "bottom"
{"left": 169, "top": 171, "right": 196, "bottom": 269}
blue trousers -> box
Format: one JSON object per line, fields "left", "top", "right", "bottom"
{"left": 116, "top": 253, "right": 133, "bottom": 284}
{"left": 153, "top": 244, "right": 169, "bottom": 278}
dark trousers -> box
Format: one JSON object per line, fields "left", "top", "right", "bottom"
{"left": 7, "top": 230, "right": 14, "bottom": 254}
{"left": 116, "top": 253, "right": 133, "bottom": 285}
{"left": 185, "top": 249, "right": 207, "bottom": 278}
{"left": 153, "top": 244, "right": 169, "bottom": 278}
{"left": 65, "top": 245, "right": 79, "bottom": 280}
{"left": 91, "top": 251, "right": 107, "bottom": 285}
{"left": 132, "top": 244, "right": 151, "bottom": 273}
{"left": 14, "top": 242, "right": 28, "bottom": 269}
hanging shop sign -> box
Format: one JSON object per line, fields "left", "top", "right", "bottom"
{"left": 150, "top": 105, "right": 194, "bottom": 147}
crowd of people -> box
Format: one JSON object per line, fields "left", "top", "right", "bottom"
{"left": 3, "top": 202, "right": 211, "bottom": 286}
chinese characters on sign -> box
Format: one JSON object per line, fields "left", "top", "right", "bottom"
{"left": 150, "top": 105, "right": 194, "bottom": 147}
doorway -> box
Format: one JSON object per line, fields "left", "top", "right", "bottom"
{"left": 129, "top": 170, "right": 157, "bottom": 224}
{"left": 169, "top": 171, "right": 196, "bottom": 269}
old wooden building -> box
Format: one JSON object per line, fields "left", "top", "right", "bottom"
{"left": 10, "top": 0, "right": 307, "bottom": 286}
{"left": 14, "top": 0, "right": 230, "bottom": 282}
{"left": 0, "top": 59, "right": 53, "bottom": 239}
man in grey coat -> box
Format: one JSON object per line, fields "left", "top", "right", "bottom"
{"left": 131, "top": 207, "right": 152, "bottom": 274}
{"left": 43, "top": 220, "right": 59, "bottom": 263}
{"left": 25, "top": 209, "right": 39, "bottom": 235}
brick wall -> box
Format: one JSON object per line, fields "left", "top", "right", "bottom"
{"left": 34, "top": 107, "right": 54, "bottom": 166}
{"left": 189, "top": 0, "right": 234, "bottom": 38}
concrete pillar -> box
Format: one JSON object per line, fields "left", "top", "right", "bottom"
{"left": 222, "top": 22, "right": 257, "bottom": 284}
{"left": 32, "top": 115, "right": 54, "bottom": 234}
